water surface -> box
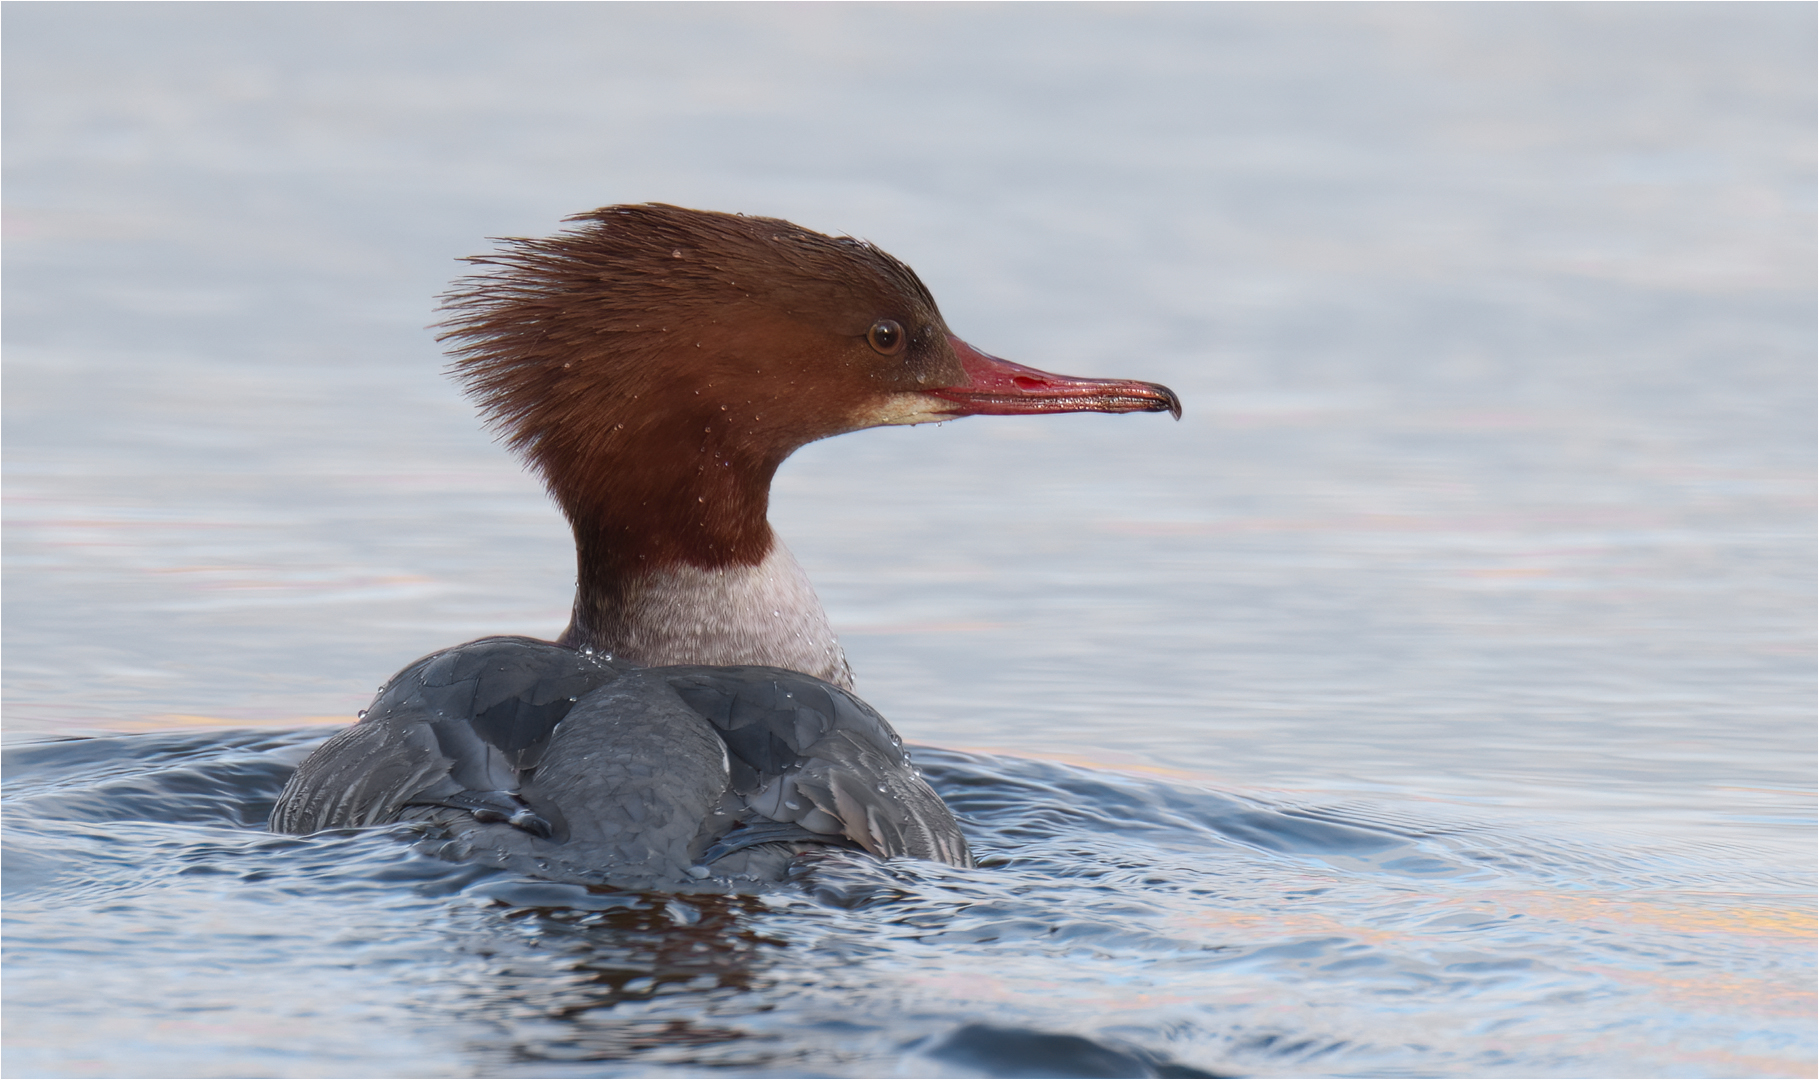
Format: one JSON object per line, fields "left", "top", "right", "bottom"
{"left": 4, "top": 5, "right": 1813, "bottom": 1077}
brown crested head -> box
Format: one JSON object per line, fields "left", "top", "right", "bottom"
{"left": 440, "top": 205, "right": 962, "bottom": 572}
{"left": 439, "top": 203, "right": 1180, "bottom": 582}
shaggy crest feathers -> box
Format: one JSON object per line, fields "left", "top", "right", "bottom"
{"left": 436, "top": 203, "right": 939, "bottom": 473}
{"left": 430, "top": 203, "right": 963, "bottom": 657}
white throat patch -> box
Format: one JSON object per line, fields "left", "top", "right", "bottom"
{"left": 603, "top": 539, "right": 853, "bottom": 689}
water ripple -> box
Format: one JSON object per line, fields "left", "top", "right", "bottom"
{"left": 4, "top": 729, "right": 1810, "bottom": 1077}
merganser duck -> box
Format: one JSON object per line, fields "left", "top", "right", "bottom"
{"left": 270, "top": 205, "right": 1179, "bottom": 887}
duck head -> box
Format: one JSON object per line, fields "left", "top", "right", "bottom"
{"left": 439, "top": 204, "right": 1179, "bottom": 680}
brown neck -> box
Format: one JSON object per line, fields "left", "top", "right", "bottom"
{"left": 549, "top": 417, "right": 788, "bottom": 655}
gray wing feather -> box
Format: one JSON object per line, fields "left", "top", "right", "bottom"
{"left": 792, "top": 729, "right": 973, "bottom": 867}
{"left": 270, "top": 637, "right": 622, "bottom": 835}
{"left": 267, "top": 719, "right": 450, "bottom": 833}
{"left": 272, "top": 640, "right": 973, "bottom": 883}
{"left": 663, "top": 666, "right": 974, "bottom": 868}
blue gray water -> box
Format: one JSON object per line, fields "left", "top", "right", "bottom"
{"left": 4, "top": 5, "right": 1813, "bottom": 1077}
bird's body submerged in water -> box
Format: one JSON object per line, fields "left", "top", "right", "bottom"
{"left": 270, "top": 204, "right": 1179, "bottom": 887}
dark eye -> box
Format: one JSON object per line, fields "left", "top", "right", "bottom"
{"left": 867, "top": 319, "right": 905, "bottom": 356}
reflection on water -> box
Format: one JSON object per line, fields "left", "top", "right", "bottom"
{"left": 4, "top": 3, "right": 1813, "bottom": 1077}
{"left": 4, "top": 731, "right": 1811, "bottom": 1077}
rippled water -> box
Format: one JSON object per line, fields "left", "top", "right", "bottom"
{"left": 5, "top": 5, "right": 1814, "bottom": 1078}
{"left": 9, "top": 728, "right": 1807, "bottom": 1078}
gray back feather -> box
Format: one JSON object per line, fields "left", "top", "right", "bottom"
{"left": 269, "top": 637, "right": 973, "bottom": 882}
